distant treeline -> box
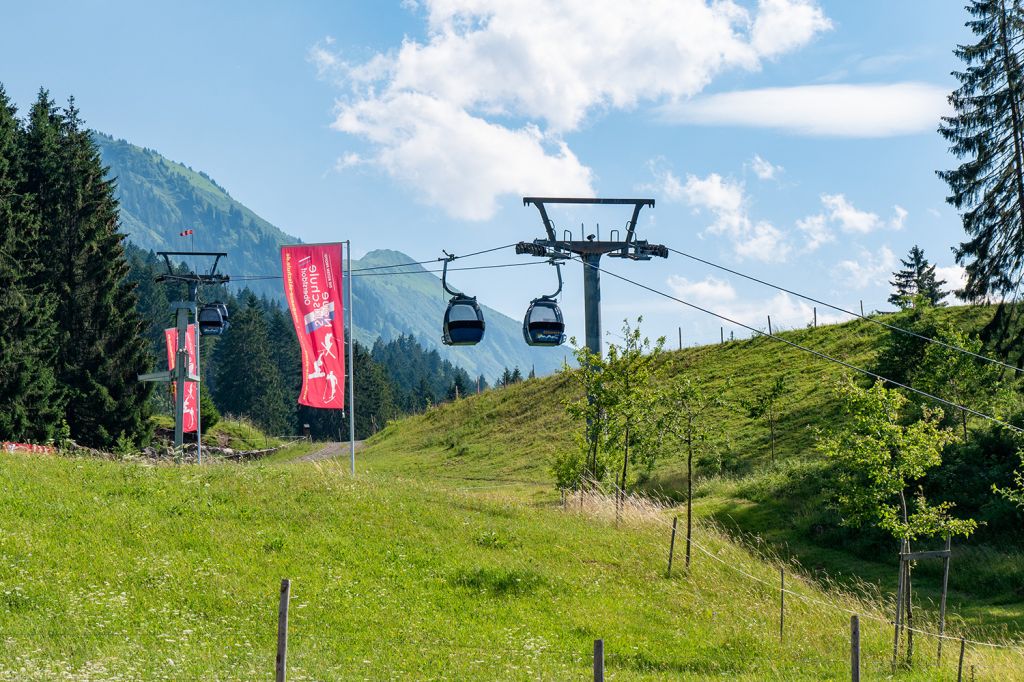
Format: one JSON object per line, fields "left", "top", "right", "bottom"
{"left": 126, "top": 245, "right": 489, "bottom": 440}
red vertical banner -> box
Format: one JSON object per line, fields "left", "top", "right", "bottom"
{"left": 164, "top": 324, "right": 198, "bottom": 433}
{"left": 281, "top": 243, "right": 346, "bottom": 408}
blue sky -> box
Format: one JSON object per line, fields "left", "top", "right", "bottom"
{"left": 1, "top": 1, "right": 976, "bottom": 349}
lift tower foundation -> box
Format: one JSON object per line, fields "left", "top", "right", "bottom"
{"left": 517, "top": 198, "right": 667, "bottom": 357}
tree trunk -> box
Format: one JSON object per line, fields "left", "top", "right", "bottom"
{"left": 618, "top": 422, "right": 630, "bottom": 524}
{"left": 686, "top": 426, "right": 693, "bottom": 568}
{"left": 998, "top": 0, "right": 1024, "bottom": 259}
{"left": 899, "top": 490, "right": 914, "bottom": 665}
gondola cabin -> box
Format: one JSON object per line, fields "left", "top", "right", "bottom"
{"left": 523, "top": 297, "right": 565, "bottom": 346}
{"left": 443, "top": 296, "right": 485, "bottom": 346}
{"left": 198, "top": 302, "right": 230, "bottom": 336}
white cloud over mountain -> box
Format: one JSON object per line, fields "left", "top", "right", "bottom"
{"left": 314, "top": 0, "right": 831, "bottom": 219}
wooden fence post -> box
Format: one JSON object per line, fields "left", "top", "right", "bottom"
{"left": 850, "top": 615, "right": 860, "bottom": 682}
{"left": 957, "top": 638, "right": 965, "bottom": 681}
{"left": 593, "top": 639, "right": 604, "bottom": 682}
{"left": 667, "top": 516, "right": 678, "bottom": 578}
{"left": 276, "top": 578, "right": 290, "bottom": 682}
{"left": 892, "top": 549, "right": 905, "bottom": 672}
{"left": 767, "top": 315, "right": 773, "bottom": 335}
{"left": 813, "top": 307, "right": 817, "bottom": 328}
{"left": 938, "top": 535, "right": 951, "bottom": 662}
{"left": 678, "top": 327, "right": 682, "bottom": 350}
{"left": 779, "top": 568, "right": 785, "bottom": 642}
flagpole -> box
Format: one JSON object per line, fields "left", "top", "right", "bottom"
{"left": 346, "top": 240, "right": 356, "bottom": 476}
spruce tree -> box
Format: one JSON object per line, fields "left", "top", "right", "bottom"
{"left": 21, "top": 91, "right": 152, "bottom": 448}
{"left": 888, "top": 246, "right": 948, "bottom": 308}
{"left": 0, "top": 85, "right": 63, "bottom": 442}
{"left": 939, "top": 0, "right": 1024, "bottom": 300}
{"left": 212, "top": 292, "right": 289, "bottom": 434}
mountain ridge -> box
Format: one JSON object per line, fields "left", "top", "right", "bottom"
{"left": 95, "top": 132, "right": 565, "bottom": 380}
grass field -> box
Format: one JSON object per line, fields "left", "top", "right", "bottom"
{"left": 359, "top": 305, "right": 1024, "bottom": 636}
{"left": 2, "top": 450, "right": 1022, "bottom": 680}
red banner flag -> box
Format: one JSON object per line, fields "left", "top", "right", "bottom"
{"left": 164, "top": 324, "right": 198, "bottom": 432}
{"left": 281, "top": 243, "right": 346, "bottom": 408}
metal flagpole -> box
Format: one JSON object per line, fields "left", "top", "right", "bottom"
{"left": 346, "top": 240, "right": 356, "bottom": 476}
{"left": 195, "top": 302, "right": 202, "bottom": 465}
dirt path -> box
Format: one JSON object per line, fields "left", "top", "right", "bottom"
{"left": 296, "top": 441, "right": 365, "bottom": 462}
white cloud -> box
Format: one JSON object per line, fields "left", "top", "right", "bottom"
{"left": 934, "top": 264, "right": 967, "bottom": 298}
{"left": 796, "top": 194, "right": 906, "bottom": 250}
{"left": 821, "top": 193, "right": 881, "bottom": 233}
{"left": 334, "top": 152, "right": 364, "bottom": 170}
{"left": 664, "top": 282, "right": 846, "bottom": 330}
{"left": 795, "top": 213, "right": 833, "bottom": 252}
{"left": 751, "top": 0, "right": 832, "bottom": 57}
{"left": 749, "top": 153, "right": 783, "bottom": 180}
{"left": 891, "top": 205, "right": 908, "bottom": 230}
{"left": 835, "top": 246, "right": 897, "bottom": 290}
{"left": 679, "top": 172, "right": 790, "bottom": 262}
{"left": 333, "top": 93, "right": 593, "bottom": 220}
{"left": 666, "top": 275, "right": 737, "bottom": 304}
{"left": 316, "top": 0, "right": 832, "bottom": 219}
{"left": 661, "top": 82, "right": 949, "bottom": 137}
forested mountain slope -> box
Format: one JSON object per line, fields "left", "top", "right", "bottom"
{"left": 96, "top": 133, "right": 565, "bottom": 380}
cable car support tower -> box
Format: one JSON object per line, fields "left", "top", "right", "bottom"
{"left": 137, "top": 252, "right": 229, "bottom": 463}
{"left": 517, "top": 198, "right": 667, "bottom": 357}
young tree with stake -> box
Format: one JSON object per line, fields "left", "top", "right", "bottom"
{"left": 818, "top": 377, "right": 976, "bottom": 666}
{"left": 661, "top": 375, "right": 725, "bottom": 567}
{"left": 743, "top": 375, "right": 787, "bottom": 465}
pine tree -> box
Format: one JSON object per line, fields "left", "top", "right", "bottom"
{"left": 939, "top": 0, "right": 1024, "bottom": 300}
{"left": 0, "top": 84, "right": 63, "bottom": 442}
{"left": 888, "top": 246, "right": 948, "bottom": 308}
{"left": 21, "top": 91, "right": 152, "bottom": 448}
{"left": 211, "top": 292, "right": 289, "bottom": 434}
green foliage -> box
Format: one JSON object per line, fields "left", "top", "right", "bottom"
{"left": 212, "top": 293, "right": 290, "bottom": 435}
{"left": 559, "top": 319, "right": 665, "bottom": 490}
{"left": 0, "top": 85, "right": 63, "bottom": 443}
{"left": 888, "top": 246, "right": 947, "bottom": 308}
{"left": 817, "top": 377, "right": 975, "bottom": 542}
{"left": 741, "top": 374, "right": 787, "bottom": 463}
{"left": 0, "top": 86, "right": 152, "bottom": 448}
{"left": 938, "top": 0, "right": 1024, "bottom": 300}
{"left": 916, "top": 324, "right": 1007, "bottom": 438}
{"left": 199, "top": 388, "right": 220, "bottom": 431}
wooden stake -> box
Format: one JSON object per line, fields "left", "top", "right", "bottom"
{"left": 593, "top": 639, "right": 604, "bottom": 682}
{"left": 720, "top": 326, "right": 724, "bottom": 344}
{"left": 813, "top": 307, "right": 817, "bottom": 328}
{"left": 667, "top": 516, "right": 678, "bottom": 578}
{"left": 779, "top": 568, "right": 785, "bottom": 642}
{"left": 860, "top": 300, "right": 864, "bottom": 316}
{"left": 957, "top": 638, "right": 965, "bottom": 682}
{"left": 850, "top": 615, "right": 860, "bottom": 682}
{"left": 939, "top": 535, "right": 951, "bottom": 662}
{"left": 767, "top": 315, "right": 773, "bottom": 335}
{"left": 678, "top": 326, "right": 682, "bottom": 350}
{"left": 276, "top": 578, "right": 290, "bottom": 682}
{"left": 892, "top": 548, "right": 905, "bottom": 672}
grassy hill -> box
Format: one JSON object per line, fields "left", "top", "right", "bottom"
{"left": 361, "top": 304, "right": 1024, "bottom": 634}
{"left": 2, "top": 450, "right": 1022, "bottom": 680}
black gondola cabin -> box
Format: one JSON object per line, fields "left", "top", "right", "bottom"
{"left": 523, "top": 298, "right": 565, "bottom": 346}
{"left": 443, "top": 296, "right": 485, "bottom": 346}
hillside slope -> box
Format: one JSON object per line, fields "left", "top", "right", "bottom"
{"left": 361, "top": 304, "right": 1024, "bottom": 632}
{"left": 2, "top": 452, "right": 1020, "bottom": 680}
{"left": 96, "top": 133, "right": 564, "bottom": 379}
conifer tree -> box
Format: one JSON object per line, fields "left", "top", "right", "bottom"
{"left": 888, "top": 245, "right": 948, "bottom": 308}
{"left": 939, "top": 0, "right": 1024, "bottom": 300}
{"left": 0, "top": 85, "right": 63, "bottom": 442}
{"left": 212, "top": 292, "right": 289, "bottom": 434}
{"left": 21, "top": 91, "right": 152, "bottom": 448}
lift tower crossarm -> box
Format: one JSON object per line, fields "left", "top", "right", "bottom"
{"left": 519, "top": 197, "right": 665, "bottom": 359}
{"left": 523, "top": 197, "right": 655, "bottom": 243}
